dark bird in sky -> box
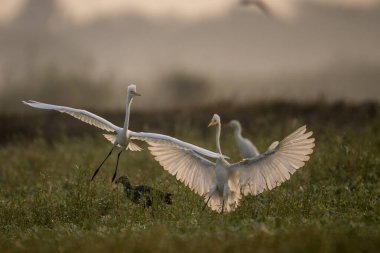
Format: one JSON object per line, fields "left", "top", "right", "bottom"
{"left": 115, "top": 175, "right": 173, "bottom": 208}
{"left": 240, "top": 0, "right": 272, "bottom": 16}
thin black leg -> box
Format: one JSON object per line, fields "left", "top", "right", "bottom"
{"left": 91, "top": 146, "right": 115, "bottom": 181}
{"left": 202, "top": 195, "right": 212, "bottom": 211}
{"left": 151, "top": 197, "right": 155, "bottom": 219}
{"left": 111, "top": 149, "right": 124, "bottom": 183}
{"left": 221, "top": 200, "right": 225, "bottom": 214}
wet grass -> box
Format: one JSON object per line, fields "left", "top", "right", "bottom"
{"left": 1, "top": 102, "right": 380, "bottom": 253}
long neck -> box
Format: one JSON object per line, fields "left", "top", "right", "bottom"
{"left": 123, "top": 94, "right": 133, "bottom": 132}
{"left": 233, "top": 125, "right": 242, "bottom": 138}
{"left": 216, "top": 121, "right": 222, "bottom": 155}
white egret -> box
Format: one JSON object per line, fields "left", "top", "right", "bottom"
{"left": 131, "top": 114, "right": 315, "bottom": 213}
{"left": 23, "top": 84, "right": 223, "bottom": 182}
{"left": 23, "top": 85, "right": 142, "bottom": 182}
{"left": 228, "top": 120, "right": 260, "bottom": 159}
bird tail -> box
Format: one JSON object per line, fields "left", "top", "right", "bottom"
{"left": 127, "top": 141, "right": 143, "bottom": 151}
{"left": 103, "top": 134, "right": 118, "bottom": 146}
{"left": 103, "top": 134, "right": 142, "bottom": 151}
{"left": 206, "top": 190, "right": 241, "bottom": 213}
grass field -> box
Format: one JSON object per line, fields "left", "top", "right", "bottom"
{"left": 0, "top": 101, "right": 379, "bottom": 253}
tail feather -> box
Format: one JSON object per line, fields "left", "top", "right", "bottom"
{"left": 103, "top": 134, "right": 118, "bottom": 146}
{"left": 206, "top": 190, "right": 241, "bottom": 213}
{"left": 128, "top": 141, "right": 143, "bottom": 151}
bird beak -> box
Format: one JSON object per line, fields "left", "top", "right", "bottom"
{"left": 134, "top": 91, "right": 142, "bottom": 96}
{"left": 208, "top": 121, "right": 214, "bottom": 127}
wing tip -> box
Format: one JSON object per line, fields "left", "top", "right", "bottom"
{"left": 22, "top": 100, "right": 41, "bottom": 107}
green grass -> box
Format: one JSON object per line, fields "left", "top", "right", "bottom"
{"left": 1, "top": 102, "right": 380, "bottom": 253}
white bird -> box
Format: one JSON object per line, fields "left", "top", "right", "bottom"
{"left": 132, "top": 114, "right": 315, "bottom": 213}
{"left": 228, "top": 120, "right": 260, "bottom": 159}
{"left": 23, "top": 84, "right": 223, "bottom": 182}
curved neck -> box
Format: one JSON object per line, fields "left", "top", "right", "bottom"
{"left": 233, "top": 125, "right": 242, "bottom": 138}
{"left": 216, "top": 121, "right": 222, "bottom": 155}
{"left": 123, "top": 94, "right": 133, "bottom": 132}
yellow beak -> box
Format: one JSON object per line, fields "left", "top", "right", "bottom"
{"left": 208, "top": 121, "right": 214, "bottom": 127}
{"left": 134, "top": 91, "right": 142, "bottom": 96}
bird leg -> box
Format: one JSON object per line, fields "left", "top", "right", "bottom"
{"left": 112, "top": 149, "right": 124, "bottom": 183}
{"left": 202, "top": 195, "right": 212, "bottom": 211}
{"left": 221, "top": 200, "right": 225, "bottom": 214}
{"left": 91, "top": 146, "right": 115, "bottom": 181}
{"left": 150, "top": 197, "right": 155, "bottom": 219}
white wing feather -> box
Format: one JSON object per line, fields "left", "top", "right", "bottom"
{"left": 229, "top": 125, "right": 315, "bottom": 196}
{"left": 23, "top": 100, "right": 121, "bottom": 132}
{"left": 129, "top": 131, "right": 227, "bottom": 159}
{"left": 147, "top": 141, "right": 216, "bottom": 196}
{"left": 129, "top": 131, "right": 218, "bottom": 195}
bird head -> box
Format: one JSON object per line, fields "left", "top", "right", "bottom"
{"left": 208, "top": 114, "right": 221, "bottom": 127}
{"left": 228, "top": 120, "right": 241, "bottom": 130}
{"left": 114, "top": 176, "right": 131, "bottom": 188}
{"left": 128, "top": 84, "right": 142, "bottom": 97}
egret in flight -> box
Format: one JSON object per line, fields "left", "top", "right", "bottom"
{"left": 23, "top": 85, "right": 142, "bottom": 182}
{"left": 132, "top": 114, "right": 315, "bottom": 213}
{"left": 23, "top": 84, "right": 223, "bottom": 182}
{"left": 228, "top": 120, "right": 260, "bottom": 159}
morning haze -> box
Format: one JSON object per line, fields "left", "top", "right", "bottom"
{"left": 0, "top": 0, "right": 379, "bottom": 111}
{"left": 1, "top": 2, "right": 380, "bottom": 252}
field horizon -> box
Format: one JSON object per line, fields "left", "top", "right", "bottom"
{"left": 1, "top": 101, "right": 379, "bottom": 253}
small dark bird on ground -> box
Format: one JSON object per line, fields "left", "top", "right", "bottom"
{"left": 115, "top": 176, "right": 173, "bottom": 207}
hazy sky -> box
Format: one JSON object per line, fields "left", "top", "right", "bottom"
{"left": 0, "top": 0, "right": 378, "bottom": 24}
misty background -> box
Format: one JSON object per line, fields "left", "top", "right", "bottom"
{"left": 0, "top": 0, "right": 379, "bottom": 112}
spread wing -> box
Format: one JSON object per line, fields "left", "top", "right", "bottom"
{"left": 130, "top": 131, "right": 227, "bottom": 159}
{"left": 23, "top": 100, "right": 121, "bottom": 132}
{"left": 130, "top": 131, "right": 218, "bottom": 196}
{"left": 229, "top": 126, "right": 315, "bottom": 196}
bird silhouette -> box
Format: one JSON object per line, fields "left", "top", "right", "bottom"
{"left": 115, "top": 175, "right": 173, "bottom": 208}
{"left": 240, "top": 0, "right": 272, "bottom": 16}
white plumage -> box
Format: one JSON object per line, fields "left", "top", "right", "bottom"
{"left": 228, "top": 120, "right": 260, "bottom": 158}
{"left": 22, "top": 84, "right": 315, "bottom": 213}
{"left": 23, "top": 84, "right": 223, "bottom": 181}
{"left": 228, "top": 125, "right": 314, "bottom": 196}
{"left": 132, "top": 114, "right": 315, "bottom": 213}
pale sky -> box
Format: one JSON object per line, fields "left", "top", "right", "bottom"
{"left": 0, "top": 0, "right": 378, "bottom": 24}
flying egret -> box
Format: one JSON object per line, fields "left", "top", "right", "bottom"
{"left": 23, "top": 84, "right": 223, "bottom": 182}
{"left": 115, "top": 175, "right": 173, "bottom": 207}
{"left": 228, "top": 120, "right": 260, "bottom": 159}
{"left": 131, "top": 114, "right": 314, "bottom": 213}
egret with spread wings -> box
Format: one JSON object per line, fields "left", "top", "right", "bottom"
{"left": 23, "top": 84, "right": 223, "bottom": 182}
{"left": 131, "top": 114, "right": 315, "bottom": 213}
